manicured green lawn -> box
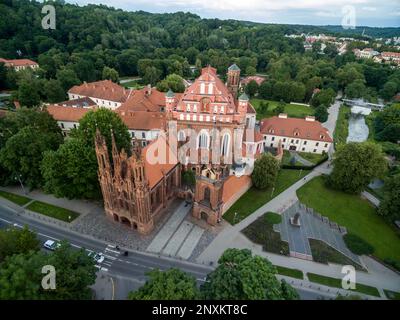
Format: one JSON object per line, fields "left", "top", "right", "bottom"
{"left": 307, "top": 273, "right": 380, "bottom": 297}
{"left": 384, "top": 289, "right": 400, "bottom": 300}
{"left": 242, "top": 212, "right": 289, "bottom": 255}
{"left": 0, "top": 190, "right": 31, "bottom": 206}
{"left": 224, "top": 169, "right": 310, "bottom": 224}
{"left": 333, "top": 105, "right": 350, "bottom": 147}
{"left": 275, "top": 265, "right": 304, "bottom": 279}
{"left": 121, "top": 80, "right": 144, "bottom": 89}
{"left": 297, "top": 176, "right": 400, "bottom": 262}
{"left": 26, "top": 201, "right": 79, "bottom": 222}
{"left": 297, "top": 152, "right": 327, "bottom": 165}
{"left": 309, "top": 239, "right": 364, "bottom": 271}
{"left": 250, "top": 99, "right": 314, "bottom": 120}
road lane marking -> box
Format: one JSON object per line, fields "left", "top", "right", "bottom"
{"left": 0, "top": 217, "right": 12, "bottom": 224}
{"left": 103, "top": 254, "right": 117, "bottom": 260}
{"left": 110, "top": 277, "right": 115, "bottom": 300}
{"left": 105, "top": 247, "right": 120, "bottom": 254}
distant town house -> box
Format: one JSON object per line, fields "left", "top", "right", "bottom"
{"left": 0, "top": 58, "right": 39, "bottom": 71}
{"left": 260, "top": 114, "right": 333, "bottom": 154}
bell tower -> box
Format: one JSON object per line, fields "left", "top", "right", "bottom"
{"left": 227, "top": 64, "right": 241, "bottom": 98}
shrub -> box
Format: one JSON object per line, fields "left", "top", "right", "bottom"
{"left": 264, "top": 212, "right": 282, "bottom": 224}
{"left": 343, "top": 233, "right": 374, "bottom": 255}
{"left": 383, "top": 258, "right": 400, "bottom": 272}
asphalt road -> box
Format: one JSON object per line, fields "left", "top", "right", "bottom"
{"left": 0, "top": 203, "right": 328, "bottom": 300}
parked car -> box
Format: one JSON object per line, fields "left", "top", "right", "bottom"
{"left": 88, "top": 251, "right": 105, "bottom": 264}
{"left": 43, "top": 240, "right": 61, "bottom": 251}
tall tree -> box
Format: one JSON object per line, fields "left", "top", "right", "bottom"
{"left": 41, "top": 138, "right": 101, "bottom": 199}
{"left": 128, "top": 268, "right": 200, "bottom": 300}
{"left": 252, "top": 153, "right": 280, "bottom": 189}
{"left": 201, "top": 249, "right": 299, "bottom": 300}
{"left": 329, "top": 142, "right": 387, "bottom": 194}
{"left": 102, "top": 66, "right": 119, "bottom": 83}
{"left": 378, "top": 174, "right": 400, "bottom": 222}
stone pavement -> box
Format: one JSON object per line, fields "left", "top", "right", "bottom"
{"left": 147, "top": 201, "right": 206, "bottom": 260}
{"left": 274, "top": 201, "right": 361, "bottom": 266}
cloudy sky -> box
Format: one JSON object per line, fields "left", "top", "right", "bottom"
{"left": 68, "top": 0, "right": 399, "bottom": 27}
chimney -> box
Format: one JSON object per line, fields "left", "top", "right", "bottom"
{"left": 278, "top": 113, "right": 288, "bottom": 119}
{"left": 146, "top": 84, "right": 152, "bottom": 96}
{"left": 305, "top": 116, "right": 315, "bottom": 122}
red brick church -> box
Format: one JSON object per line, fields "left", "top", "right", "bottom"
{"left": 86, "top": 65, "right": 262, "bottom": 234}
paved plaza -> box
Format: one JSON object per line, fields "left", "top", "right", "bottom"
{"left": 274, "top": 201, "right": 362, "bottom": 266}
{"left": 146, "top": 201, "right": 206, "bottom": 260}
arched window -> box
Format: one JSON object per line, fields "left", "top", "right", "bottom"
{"left": 178, "top": 130, "right": 186, "bottom": 142}
{"left": 198, "top": 130, "right": 209, "bottom": 149}
{"left": 193, "top": 104, "right": 197, "bottom": 112}
{"left": 221, "top": 133, "right": 230, "bottom": 156}
{"left": 220, "top": 106, "right": 224, "bottom": 114}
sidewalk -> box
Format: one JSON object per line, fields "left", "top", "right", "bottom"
{"left": 0, "top": 186, "right": 102, "bottom": 225}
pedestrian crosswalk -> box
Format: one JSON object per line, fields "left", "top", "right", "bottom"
{"left": 95, "top": 244, "right": 121, "bottom": 272}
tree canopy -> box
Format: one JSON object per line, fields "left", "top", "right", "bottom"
{"left": 201, "top": 248, "right": 299, "bottom": 300}
{"left": 252, "top": 153, "right": 280, "bottom": 189}
{"left": 329, "top": 142, "right": 387, "bottom": 194}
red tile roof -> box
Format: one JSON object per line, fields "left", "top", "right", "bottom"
{"left": 141, "top": 135, "right": 178, "bottom": 189}
{"left": 118, "top": 111, "right": 166, "bottom": 131}
{"left": 176, "top": 66, "right": 237, "bottom": 112}
{"left": 46, "top": 105, "right": 90, "bottom": 122}
{"left": 54, "top": 97, "right": 97, "bottom": 108}
{"left": 68, "top": 80, "right": 130, "bottom": 103}
{"left": 117, "top": 87, "right": 167, "bottom": 113}
{"left": 0, "top": 58, "right": 38, "bottom": 67}
{"left": 260, "top": 116, "right": 332, "bottom": 143}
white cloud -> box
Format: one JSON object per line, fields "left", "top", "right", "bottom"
{"left": 362, "top": 6, "right": 377, "bottom": 12}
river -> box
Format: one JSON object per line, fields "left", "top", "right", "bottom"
{"left": 346, "top": 113, "right": 369, "bottom": 143}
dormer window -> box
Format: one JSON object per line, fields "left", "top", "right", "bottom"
{"left": 320, "top": 134, "right": 325, "bottom": 139}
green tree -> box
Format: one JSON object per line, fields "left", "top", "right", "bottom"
{"left": 314, "top": 105, "right": 329, "bottom": 122}
{"left": 252, "top": 153, "right": 280, "bottom": 189}
{"left": 245, "top": 80, "right": 259, "bottom": 97}
{"left": 345, "top": 79, "right": 367, "bottom": 99}
{"left": 0, "top": 242, "right": 96, "bottom": 300}
{"left": 128, "top": 268, "right": 199, "bottom": 300}
{"left": 41, "top": 138, "right": 101, "bottom": 199}
{"left": 310, "top": 88, "right": 336, "bottom": 108}
{"left": 201, "top": 249, "right": 299, "bottom": 300}
{"left": 376, "top": 124, "right": 400, "bottom": 143}
{"left": 0, "top": 125, "right": 62, "bottom": 189}
{"left": 143, "top": 66, "right": 162, "bottom": 86}
{"left": 0, "top": 226, "right": 40, "bottom": 263}
{"left": 329, "top": 142, "right": 387, "bottom": 194}
{"left": 71, "top": 108, "right": 131, "bottom": 153}
{"left": 380, "top": 81, "right": 398, "bottom": 100}
{"left": 274, "top": 101, "right": 286, "bottom": 115}
{"left": 156, "top": 74, "right": 185, "bottom": 93}
{"left": 56, "top": 68, "right": 80, "bottom": 92}
{"left": 245, "top": 66, "right": 256, "bottom": 76}
{"left": 374, "top": 104, "right": 400, "bottom": 138}
{"left": 43, "top": 79, "right": 66, "bottom": 103}
{"left": 102, "top": 66, "right": 119, "bottom": 83}
{"left": 258, "top": 81, "right": 274, "bottom": 99}
{"left": 18, "top": 80, "right": 40, "bottom": 107}
{"left": 378, "top": 174, "right": 400, "bottom": 222}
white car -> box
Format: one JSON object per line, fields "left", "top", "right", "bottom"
{"left": 43, "top": 240, "right": 61, "bottom": 251}
{"left": 88, "top": 251, "right": 105, "bottom": 264}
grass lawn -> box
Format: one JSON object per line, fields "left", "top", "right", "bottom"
{"left": 333, "top": 104, "right": 350, "bottom": 147}
{"left": 0, "top": 190, "right": 31, "bottom": 206}
{"left": 307, "top": 273, "right": 380, "bottom": 297}
{"left": 26, "top": 201, "right": 79, "bottom": 222}
{"left": 282, "top": 150, "right": 303, "bottom": 167}
{"left": 250, "top": 99, "right": 314, "bottom": 120}
{"left": 275, "top": 265, "right": 304, "bottom": 279}
{"left": 297, "top": 152, "right": 327, "bottom": 165}
{"left": 121, "top": 80, "right": 144, "bottom": 89}
{"left": 224, "top": 169, "right": 310, "bottom": 224}
{"left": 242, "top": 212, "right": 289, "bottom": 255}
{"left": 309, "top": 239, "right": 365, "bottom": 271}
{"left": 384, "top": 289, "right": 400, "bottom": 300}
{"left": 297, "top": 176, "right": 400, "bottom": 263}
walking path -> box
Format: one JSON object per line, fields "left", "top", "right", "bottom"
{"left": 361, "top": 191, "right": 381, "bottom": 207}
